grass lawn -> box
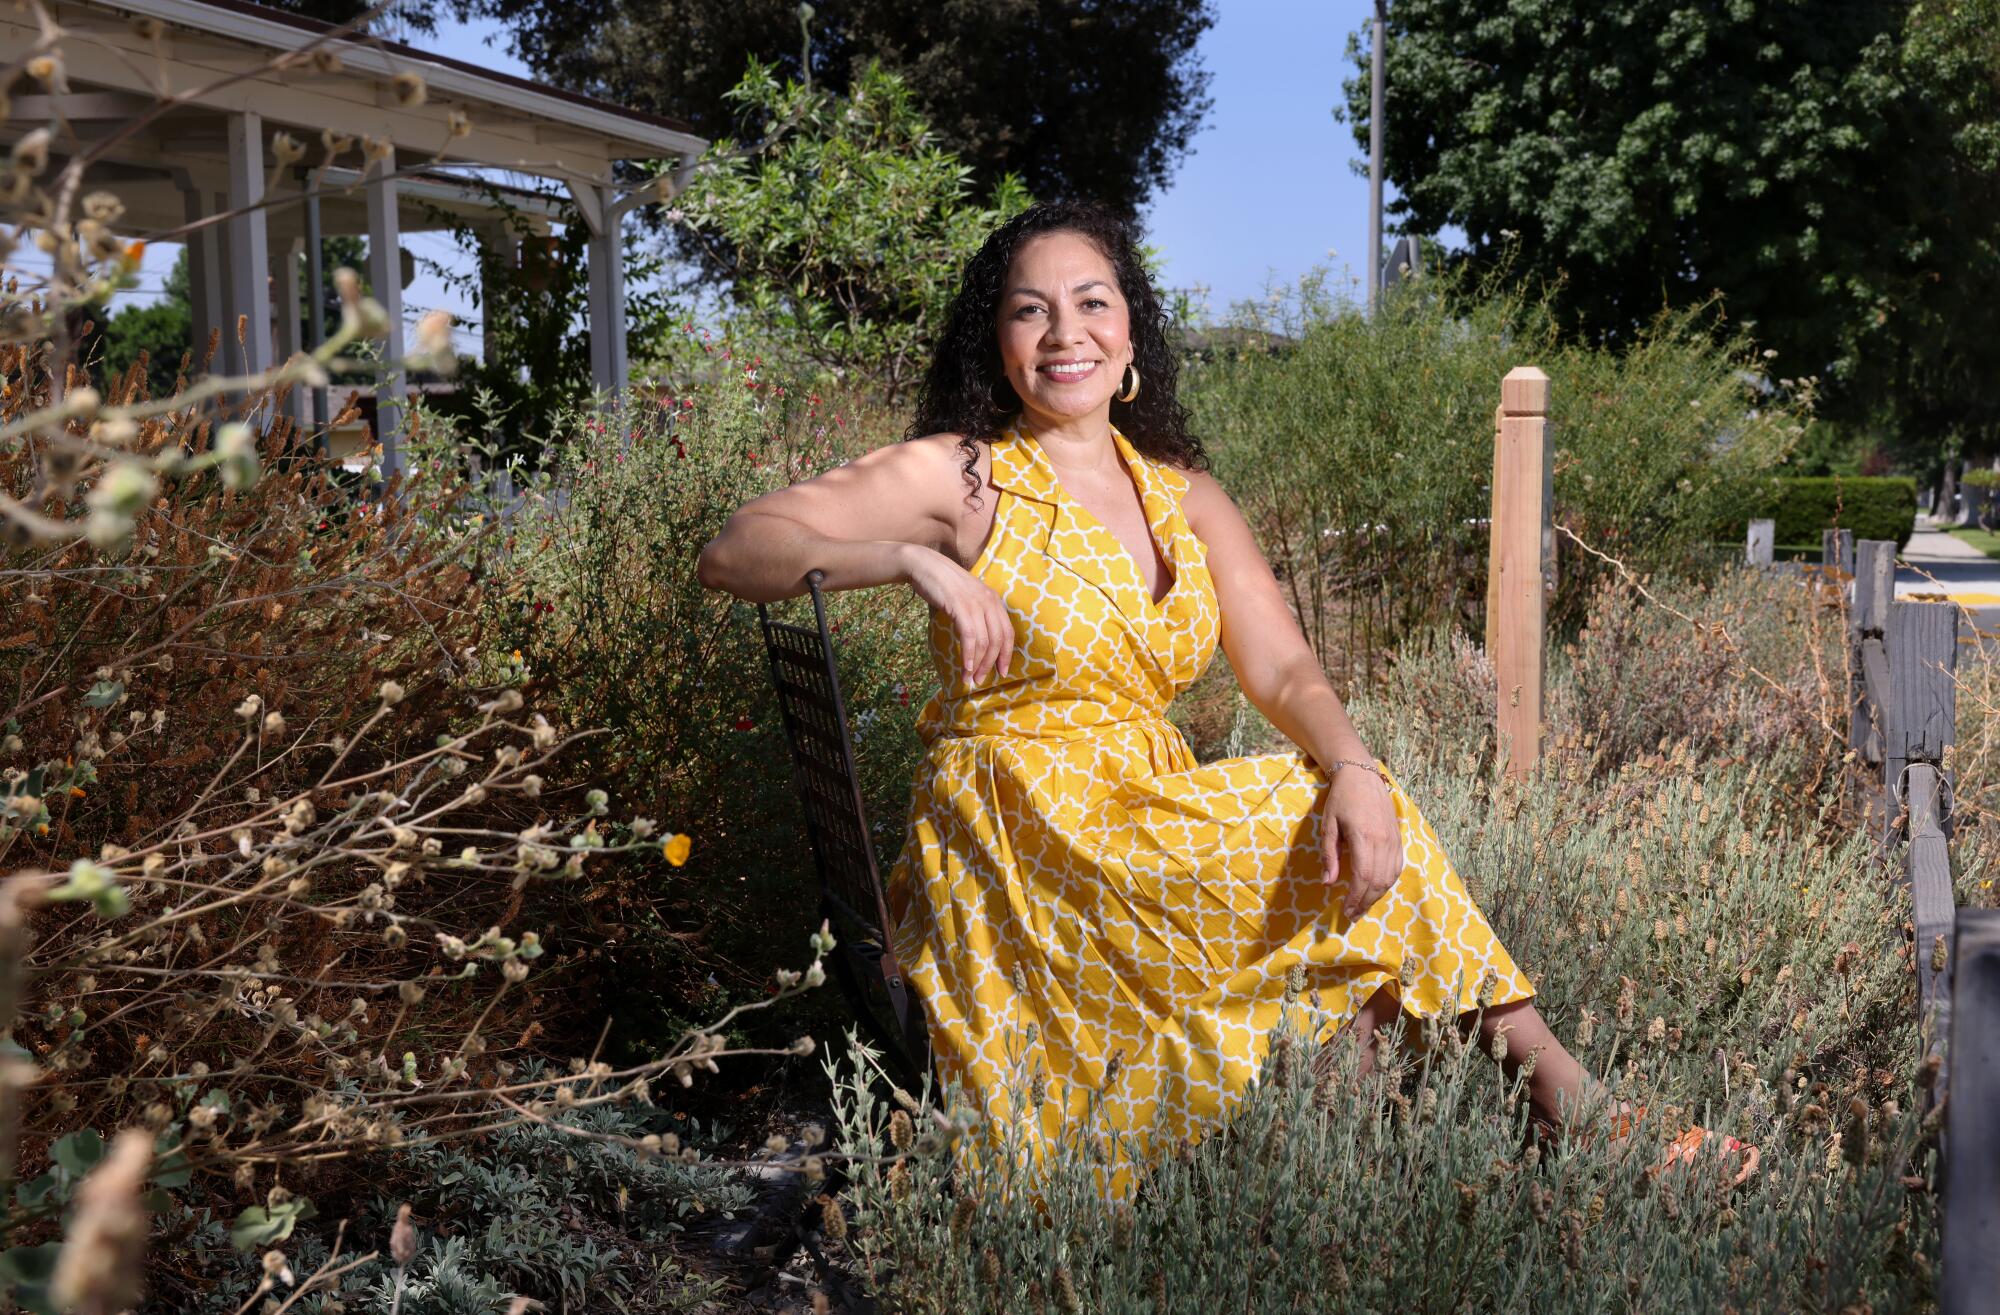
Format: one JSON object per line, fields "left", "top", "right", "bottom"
{"left": 1949, "top": 525, "right": 2000, "bottom": 559}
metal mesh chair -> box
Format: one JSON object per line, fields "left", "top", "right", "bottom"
{"left": 757, "top": 569, "right": 930, "bottom": 1085}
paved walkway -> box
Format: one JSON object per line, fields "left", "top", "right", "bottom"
{"left": 1897, "top": 518, "right": 2000, "bottom": 597}
{"left": 1896, "top": 516, "right": 2000, "bottom": 637}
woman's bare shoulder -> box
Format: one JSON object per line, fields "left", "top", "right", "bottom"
{"left": 1177, "top": 467, "right": 1241, "bottom": 536}
{"left": 901, "top": 430, "right": 989, "bottom": 469}
{"left": 840, "top": 431, "right": 984, "bottom": 479}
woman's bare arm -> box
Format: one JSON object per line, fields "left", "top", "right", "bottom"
{"left": 695, "top": 434, "right": 1017, "bottom": 685}
{"left": 1180, "top": 470, "right": 1375, "bottom": 772}
{"left": 695, "top": 435, "right": 974, "bottom": 602}
{"left": 1183, "top": 469, "right": 1402, "bottom": 915}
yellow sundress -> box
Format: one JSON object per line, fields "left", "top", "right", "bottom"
{"left": 883, "top": 419, "right": 1532, "bottom": 1170}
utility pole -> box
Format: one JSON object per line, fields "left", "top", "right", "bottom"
{"left": 1367, "top": 0, "right": 1386, "bottom": 317}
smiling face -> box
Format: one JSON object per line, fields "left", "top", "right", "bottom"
{"left": 994, "top": 230, "right": 1133, "bottom": 429}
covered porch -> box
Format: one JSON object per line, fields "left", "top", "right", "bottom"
{"left": 1, "top": 0, "right": 706, "bottom": 473}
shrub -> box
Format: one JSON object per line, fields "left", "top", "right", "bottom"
{"left": 676, "top": 55, "right": 1034, "bottom": 402}
{"left": 1753, "top": 475, "right": 1919, "bottom": 549}
{"left": 1527, "top": 567, "right": 1849, "bottom": 795}
{"left": 0, "top": 165, "right": 830, "bottom": 1315}
{"left": 487, "top": 341, "right": 934, "bottom": 1052}
{"left": 0, "top": 405, "right": 487, "bottom": 870}
{"left": 1183, "top": 269, "right": 1807, "bottom": 691}
{"left": 161, "top": 1066, "right": 750, "bottom": 1313}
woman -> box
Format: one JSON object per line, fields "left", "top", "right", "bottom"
{"left": 698, "top": 200, "right": 1749, "bottom": 1180}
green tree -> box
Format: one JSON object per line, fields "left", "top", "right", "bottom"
{"left": 253, "top": 0, "right": 442, "bottom": 39}
{"left": 453, "top": 0, "right": 1212, "bottom": 218}
{"left": 675, "top": 55, "right": 1033, "bottom": 401}
{"left": 418, "top": 186, "right": 682, "bottom": 463}
{"left": 1345, "top": 0, "right": 2000, "bottom": 459}
{"left": 91, "top": 249, "right": 191, "bottom": 399}
{"left": 1856, "top": 0, "right": 2000, "bottom": 464}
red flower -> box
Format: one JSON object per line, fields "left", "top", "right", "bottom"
{"left": 734, "top": 715, "right": 755, "bottom": 731}
{"left": 895, "top": 684, "right": 910, "bottom": 707}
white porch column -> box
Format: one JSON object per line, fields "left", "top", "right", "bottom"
{"left": 211, "top": 190, "right": 234, "bottom": 370}
{"left": 225, "top": 111, "right": 273, "bottom": 387}
{"left": 479, "top": 224, "right": 515, "bottom": 367}
{"left": 582, "top": 183, "right": 627, "bottom": 402}
{"left": 276, "top": 235, "right": 305, "bottom": 432}
{"left": 183, "top": 187, "right": 224, "bottom": 372}
{"left": 365, "top": 146, "right": 407, "bottom": 478}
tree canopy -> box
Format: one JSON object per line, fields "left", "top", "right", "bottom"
{"left": 674, "top": 56, "right": 1033, "bottom": 401}
{"left": 1345, "top": 0, "right": 2000, "bottom": 457}
{"left": 264, "top": 0, "right": 1214, "bottom": 216}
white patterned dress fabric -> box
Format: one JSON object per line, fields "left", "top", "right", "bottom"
{"left": 884, "top": 419, "right": 1533, "bottom": 1178}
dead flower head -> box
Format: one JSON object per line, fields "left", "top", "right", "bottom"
{"left": 50, "top": 1128, "right": 153, "bottom": 1315}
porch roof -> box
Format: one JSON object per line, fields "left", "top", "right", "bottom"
{"left": 0, "top": 0, "right": 706, "bottom": 472}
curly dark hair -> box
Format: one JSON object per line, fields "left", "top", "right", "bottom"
{"left": 903, "top": 199, "right": 1207, "bottom": 500}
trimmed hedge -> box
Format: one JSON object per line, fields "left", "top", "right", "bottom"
{"left": 1756, "top": 475, "right": 1918, "bottom": 549}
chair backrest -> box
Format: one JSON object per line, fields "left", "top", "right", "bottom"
{"left": 756, "top": 569, "right": 927, "bottom": 1079}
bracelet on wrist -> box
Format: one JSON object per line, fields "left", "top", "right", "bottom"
{"left": 1324, "top": 756, "right": 1391, "bottom": 787}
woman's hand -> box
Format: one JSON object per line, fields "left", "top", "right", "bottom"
{"left": 903, "top": 545, "right": 1014, "bottom": 686}
{"left": 1320, "top": 764, "right": 1406, "bottom": 920}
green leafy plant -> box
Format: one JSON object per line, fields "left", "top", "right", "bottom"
{"left": 1186, "top": 266, "right": 1805, "bottom": 690}
{"left": 1752, "top": 475, "right": 1919, "bottom": 549}
{"left": 675, "top": 52, "right": 1034, "bottom": 400}
{"left": 487, "top": 346, "right": 932, "bottom": 1046}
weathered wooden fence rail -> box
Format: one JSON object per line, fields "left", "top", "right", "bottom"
{"left": 1944, "top": 908, "right": 2000, "bottom": 1310}
{"left": 1788, "top": 533, "right": 1986, "bottom": 1311}
{"left": 1840, "top": 539, "right": 1961, "bottom": 1075}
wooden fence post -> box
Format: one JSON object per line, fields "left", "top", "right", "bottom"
{"left": 1851, "top": 540, "right": 1897, "bottom": 823}
{"left": 1485, "top": 403, "right": 1503, "bottom": 662}
{"left": 1886, "top": 599, "right": 1958, "bottom": 1079}
{"left": 1942, "top": 909, "right": 2000, "bottom": 1313}
{"left": 1823, "top": 527, "right": 1856, "bottom": 576}
{"left": 1491, "top": 367, "right": 1550, "bottom": 778}
{"left": 1747, "top": 518, "right": 1774, "bottom": 567}
{"left": 1542, "top": 423, "right": 1559, "bottom": 599}
{"left": 1908, "top": 760, "right": 1955, "bottom": 1083}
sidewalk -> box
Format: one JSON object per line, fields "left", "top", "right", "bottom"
{"left": 1896, "top": 515, "right": 2000, "bottom": 603}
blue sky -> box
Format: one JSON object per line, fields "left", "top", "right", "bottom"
{"left": 112, "top": 2, "right": 1395, "bottom": 337}
{"left": 1140, "top": 1, "right": 1387, "bottom": 319}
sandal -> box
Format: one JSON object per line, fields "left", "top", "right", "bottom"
{"left": 1652, "top": 1125, "right": 1760, "bottom": 1188}
{"left": 1593, "top": 1103, "right": 1759, "bottom": 1187}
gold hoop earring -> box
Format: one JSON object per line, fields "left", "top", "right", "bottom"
{"left": 1117, "top": 362, "right": 1141, "bottom": 404}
